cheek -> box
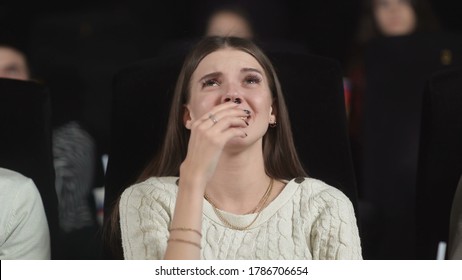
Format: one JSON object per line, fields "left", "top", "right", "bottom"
{"left": 188, "top": 95, "right": 220, "bottom": 120}
{"left": 402, "top": 8, "right": 416, "bottom": 28}
{"left": 250, "top": 91, "right": 273, "bottom": 116}
{"left": 375, "top": 9, "right": 389, "bottom": 29}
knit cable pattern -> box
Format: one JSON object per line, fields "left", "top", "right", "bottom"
{"left": 120, "top": 176, "right": 362, "bottom": 259}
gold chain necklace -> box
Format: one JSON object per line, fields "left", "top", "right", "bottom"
{"left": 244, "top": 178, "right": 273, "bottom": 214}
{"left": 204, "top": 178, "right": 274, "bottom": 231}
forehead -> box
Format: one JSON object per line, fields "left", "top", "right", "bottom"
{"left": 193, "top": 48, "right": 263, "bottom": 77}
{"left": 0, "top": 47, "right": 26, "bottom": 64}
{"left": 210, "top": 11, "right": 246, "bottom": 24}
{"left": 374, "top": 0, "right": 411, "bottom": 6}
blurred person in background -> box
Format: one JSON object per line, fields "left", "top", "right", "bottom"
{"left": 346, "top": 0, "right": 437, "bottom": 126}
{"left": 0, "top": 44, "right": 30, "bottom": 81}
{"left": 157, "top": 2, "right": 307, "bottom": 59}
{"left": 345, "top": 0, "right": 439, "bottom": 192}
{"left": 203, "top": 3, "right": 308, "bottom": 55}
{"left": 0, "top": 43, "right": 102, "bottom": 259}
{"left": 373, "top": 0, "right": 417, "bottom": 36}
{"left": 156, "top": 4, "right": 255, "bottom": 57}
{"left": 346, "top": 0, "right": 439, "bottom": 123}
{"left": 345, "top": 0, "right": 462, "bottom": 259}
{"left": 205, "top": 5, "right": 254, "bottom": 39}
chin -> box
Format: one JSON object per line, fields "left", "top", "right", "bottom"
{"left": 227, "top": 136, "right": 247, "bottom": 146}
{"left": 223, "top": 137, "right": 250, "bottom": 152}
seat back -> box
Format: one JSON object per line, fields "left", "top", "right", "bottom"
{"left": 416, "top": 66, "right": 462, "bottom": 259}
{"left": 0, "top": 78, "right": 60, "bottom": 258}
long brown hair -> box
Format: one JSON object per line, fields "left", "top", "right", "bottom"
{"left": 105, "top": 36, "right": 307, "bottom": 259}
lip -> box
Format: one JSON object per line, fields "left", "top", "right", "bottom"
{"left": 241, "top": 109, "right": 251, "bottom": 121}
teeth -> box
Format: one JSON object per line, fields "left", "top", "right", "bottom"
{"left": 241, "top": 110, "right": 251, "bottom": 121}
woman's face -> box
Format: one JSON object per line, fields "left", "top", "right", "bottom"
{"left": 185, "top": 48, "right": 275, "bottom": 145}
{"left": 374, "top": 0, "right": 416, "bottom": 36}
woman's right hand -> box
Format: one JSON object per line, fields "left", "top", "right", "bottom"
{"left": 179, "top": 102, "right": 249, "bottom": 192}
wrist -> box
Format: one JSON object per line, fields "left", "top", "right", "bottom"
{"left": 177, "top": 181, "right": 206, "bottom": 200}
{"left": 179, "top": 165, "right": 208, "bottom": 193}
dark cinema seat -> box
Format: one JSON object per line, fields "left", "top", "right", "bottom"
{"left": 0, "top": 78, "right": 60, "bottom": 258}
{"left": 416, "top": 66, "right": 462, "bottom": 259}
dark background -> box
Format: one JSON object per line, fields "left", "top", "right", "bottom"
{"left": 2, "top": 0, "right": 462, "bottom": 62}
{"left": 1, "top": 0, "right": 461, "bottom": 153}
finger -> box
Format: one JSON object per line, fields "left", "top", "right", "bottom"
{"left": 200, "top": 102, "right": 239, "bottom": 121}
{"left": 199, "top": 108, "right": 250, "bottom": 129}
{"left": 192, "top": 116, "right": 247, "bottom": 146}
{"left": 220, "top": 127, "right": 248, "bottom": 141}
{"left": 191, "top": 103, "right": 239, "bottom": 130}
{"left": 211, "top": 116, "right": 248, "bottom": 132}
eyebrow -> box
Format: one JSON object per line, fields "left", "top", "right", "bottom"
{"left": 241, "top": 68, "right": 263, "bottom": 75}
{"left": 198, "top": 68, "right": 263, "bottom": 82}
{"left": 198, "top": 71, "right": 222, "bottom": 82}
{"left": 5, "top": 65, "right": 20, "bottom": 71}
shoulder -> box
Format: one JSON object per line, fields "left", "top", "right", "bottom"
{"left": 295, "top": 177, "right": 362, "bottom": 259}
{"left": 120, "top": 176, "right": 179, "bottom": 207}
{"left": 296, "top": 177, "right": 354, "bottom": 210}
{"left": 0, "top": 168, "right": 39, "bottom": 199}
{"left": 0, "top": 169, "right": 50, "bottom": 259}
{"left": 53, "top": 121, "right": 92, "bottom": 140}
{"left": 53, "top": 121, "right": 95, "bottom": 150}
{"left": 0, "top": 167, "right": 33, "bottom": 185}
{"left": 298, "top": 177, "right": 349, "bottom": 199}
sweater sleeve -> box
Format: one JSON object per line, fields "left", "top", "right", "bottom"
{"left": 0, "top": 177, "right": 51, "bottom": 260}
{"left": 119, "top": 180, "right": 173, "bottom": 259}
{"left": 309, "top": 188, "right": 362, "bottom": 260}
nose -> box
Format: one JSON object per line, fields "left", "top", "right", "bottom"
{"left": 223, "top": 96, "right": 241, "bottom": 104}
{"left": 221, "top": 83, "right": 243, "bottom": 104}
{"left": 233, "top": 97, "right": 242, "bottom": 104}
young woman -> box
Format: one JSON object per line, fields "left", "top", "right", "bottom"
{"left": 112, "top": 36, "right": 361, "bottom": 260}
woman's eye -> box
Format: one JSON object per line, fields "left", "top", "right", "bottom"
{"left": 244, "top": 75, "right": 262, "bottom": 85}
{"left": 6, "top": 67, "right": 19, "bottom": 75}
{"left": 202, "top": 79, "right": 220, "bottom": 88}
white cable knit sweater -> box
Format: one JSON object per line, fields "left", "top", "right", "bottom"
{"left": 119, "top": 176, "right": 362, "bottom": 260}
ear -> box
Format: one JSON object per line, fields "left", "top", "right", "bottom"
{"left": 183, "top": 105, "right": 192, "bottom": 129}
{"left": 269, "top": 103, "right": 277, "bottom": 124}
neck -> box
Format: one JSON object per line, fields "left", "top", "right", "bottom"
{"left": 205, "top": 143, "right": 270, "bottom": 214}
